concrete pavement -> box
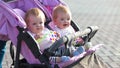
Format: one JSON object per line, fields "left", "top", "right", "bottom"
{"left": 2, "top": 0, "right": 120, "bottom": 68}
{"left": 63, "top": 0, "right": 120, "bottom": 68}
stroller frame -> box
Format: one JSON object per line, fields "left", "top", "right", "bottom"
{"left": 12, "top": 26, "right": 99, "bottom": 68}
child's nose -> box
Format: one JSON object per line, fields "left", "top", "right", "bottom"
{"left": 37, "top": 24, "right": 42, "bottom": 26}
{"left": 65, "top": 20, "right": 69, "bottom": 23}
{"left": 37, "top": 24, "right": 41, "bottom": 26}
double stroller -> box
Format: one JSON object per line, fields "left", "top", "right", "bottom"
{"left": 0, "top": 0, "right": 107, "bottom": 68}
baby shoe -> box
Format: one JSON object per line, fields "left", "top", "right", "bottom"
{"left": 73, "top": 46, "right": 85, "bottom": 56}
{"left": 61, "top": 56, "right": 70, "bottom": 62}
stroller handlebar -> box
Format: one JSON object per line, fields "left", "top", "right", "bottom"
{"left": 47, "top": 26, "right": 99, "bottom": 54}
{"left": 74, "top": 26, "right": 99, "bottom": 38}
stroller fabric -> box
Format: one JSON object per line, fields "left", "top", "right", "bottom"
{"left": 38, "top": 0, "right": 66, "bottom": 14}
{"left": 7, "top": 0, "right": 52, "bottom": 23}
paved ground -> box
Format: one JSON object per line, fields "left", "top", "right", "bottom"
{"left": 2, "top": 0, "right": 120, "bottom": 68}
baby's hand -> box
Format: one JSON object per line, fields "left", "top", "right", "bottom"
{"left": 76, "top": 37, "right": 84, "bottom": 44}
{"left": 34, "top": 34, "right": 43, "bottom": 40}
{"left": 56, "top": 32, "right": 60, "bottom": 39}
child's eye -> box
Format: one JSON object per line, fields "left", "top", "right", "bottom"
{"left": 61, "top": 18, "right": 64, "bottom": 21}
{"left": 33, "top": 23, "right": 37, "bottom": 25}
{"left": 67, "top": 18, "right": 70, "bottom": 20}
{"left": 39, "top": 22, "right": 43, "bottom": 24}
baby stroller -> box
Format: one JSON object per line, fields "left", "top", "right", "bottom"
{"left": 0, "top": 0, "right": 107, "bottom": 68}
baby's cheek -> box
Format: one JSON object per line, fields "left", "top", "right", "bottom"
{"left": 41, "top": 23, "right": 44, "bottom": 26}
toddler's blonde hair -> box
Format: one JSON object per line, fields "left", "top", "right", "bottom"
{"left": 25, "top": 8, "right": 46, "bottom": 25}
{"left": 52, "top": 5, "right": 71, "bottom": 21}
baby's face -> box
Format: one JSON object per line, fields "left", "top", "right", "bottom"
{"left": 27, "top": 15, "right": 44, "bottom": 34}
{"left": 55, "top": 12, "right": 71, "bottom": 29}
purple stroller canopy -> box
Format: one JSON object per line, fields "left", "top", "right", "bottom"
{"left": 7, "top": 0, "right": 52, "bottom": 20}
{"left": 0, "top": 1, "right": 26, "bottom": 41}
{"left": 38, "top": 0, "right": 66, "bottom": 13}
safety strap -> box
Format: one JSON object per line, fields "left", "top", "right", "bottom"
{"left": 10, "top": 42, "right": 15, "bottom": 68}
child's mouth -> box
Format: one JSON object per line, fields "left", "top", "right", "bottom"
{"left": 37, "top": 28, "right": 41, "bottom": 30}
{"left": 63, "top": 24, "right": 68, "bottom": 26}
